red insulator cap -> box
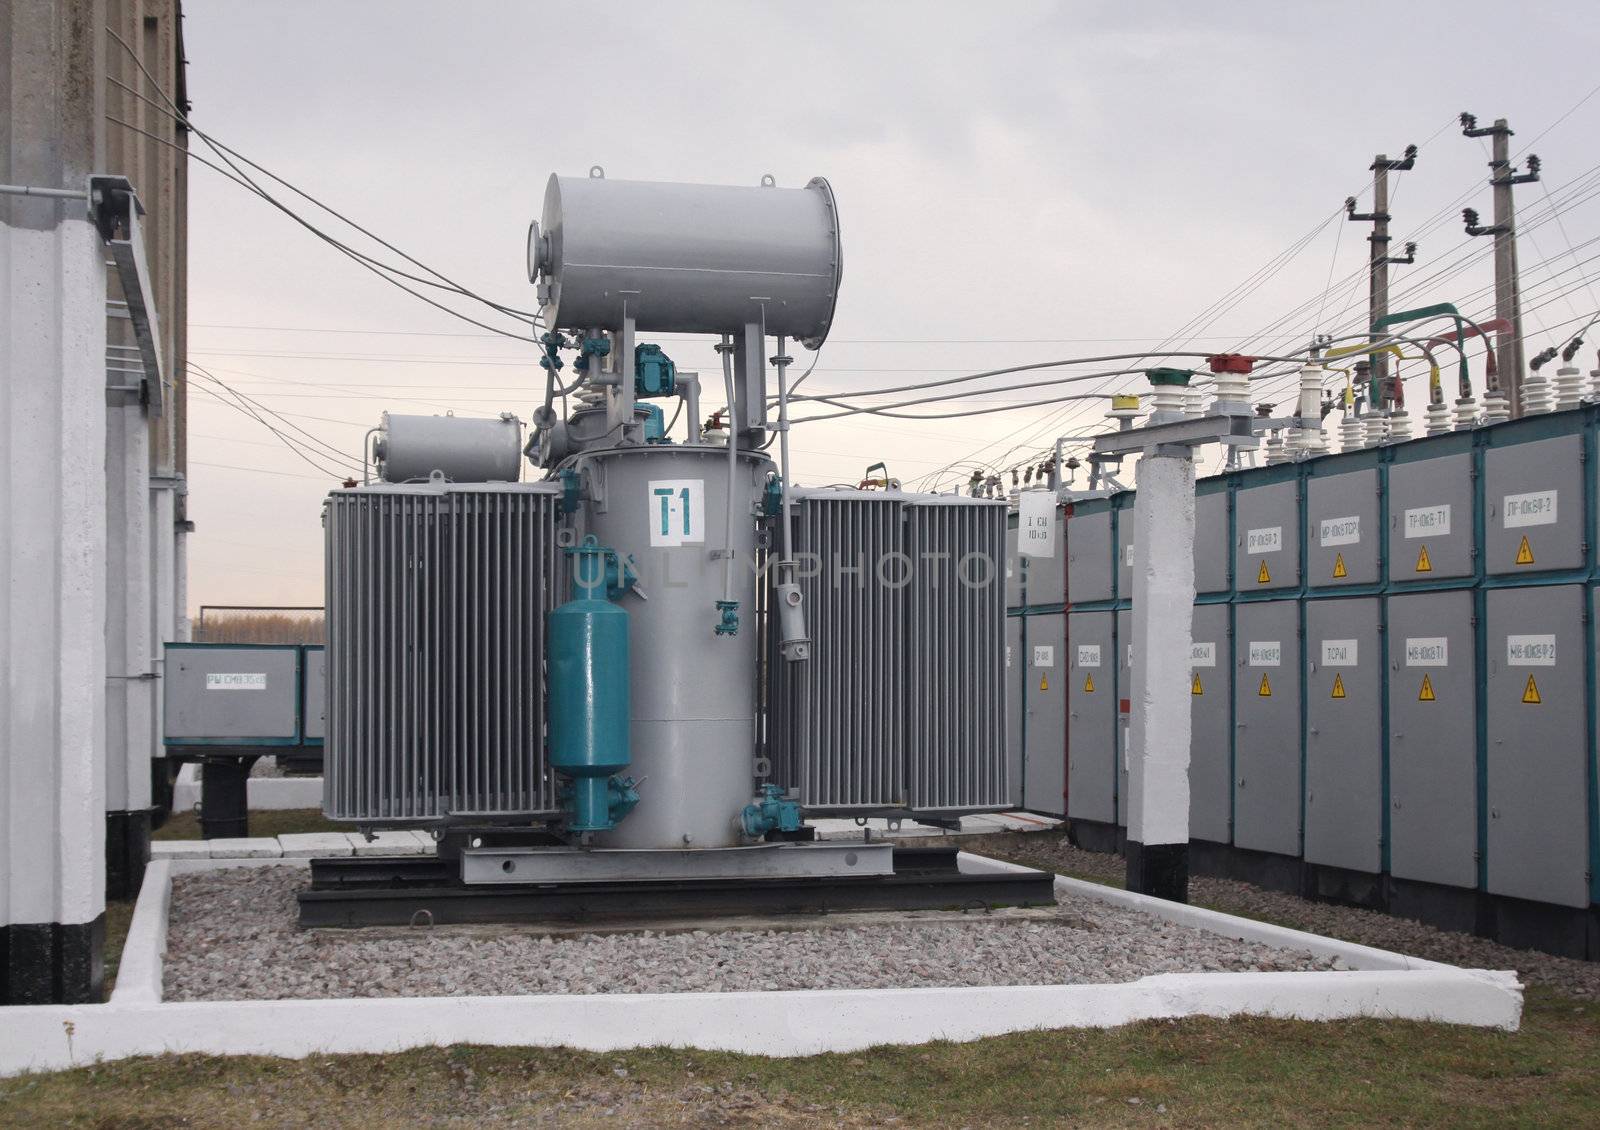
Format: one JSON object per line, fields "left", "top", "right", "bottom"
{"left": 1208, "top": 353, "right": 1256, "bottom": 374}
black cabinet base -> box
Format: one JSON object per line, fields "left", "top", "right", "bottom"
{"left": 106, "top": 809, "right": 153, "bottom": 901}
{"left": 1125, "top": 840, "right": 1188, "bottom": 903}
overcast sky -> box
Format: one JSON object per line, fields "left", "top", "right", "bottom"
{"left": 177, "top": 0, "right": 1600, "bottom": 610}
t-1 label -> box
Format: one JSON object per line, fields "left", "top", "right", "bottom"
{"left": 1246, "top": 527, "right": 1282, "bottom": 554}
{"left": 1507, "top": 634, "right": 1556, "bottom": 666}
{"left": 1405, "top": 637, "right": 1449, "bottom": 666}
{"left": 1502, "top": 490, "right": 1557, "bottom": 528}
{"left": 1247, "top": 641, "right": 1281, "bottom": 667}
{"left": 206, "top": 673, "right": 266, "bottom": 690}
{"left": 1321, "top": 639, "right": 1358, "bottom": 666}
{"left": 1404, "top": 504, "right": 1451, "bottom": 538}
{"left": 1190, "top": 641, "right": 1216, "bottom": 668}
{"left": 1016, "top": 490, "right": 1056, "bottom": 559}
{"left": 1075, "top": 644, "right": 1101, "bottom": 668}
{"left": 648, "top": 479, "right": 705, "bottom": 546}
{"left": 1319, "top": 516, "right": 1360, "bottom": 547}
{"left": 1033, "top": 645, "right": 1054, "bottom": 668}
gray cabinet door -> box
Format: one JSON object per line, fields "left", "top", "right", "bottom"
{"left": 1485, "top": 585, "right": 1589, "bottom": 907}
{"left": 1066, "top": 611, "right": 1116, "bottom": 823}
{"left": 1005, "top": 616, "right": 1024, "bottom": 809}
{"left": 1194, "top": 489, "right": 1231, "bottom": 594}
{"left": 302, "top": 646, "right": 326, "bottom": 742}
{"left": 1304, "top": 599, "right": 1381, "bottom": 873}
{"left": 1067, "top": 508, "right": 1114, "bottom": 603}
{"left": 1387, "top": 592, "right": 1476, "bottom": 889}
{"left": 1484, "top": 434, "right": 1584, "bottom": 575}
{"left": 1233, "top": 601, "right": 1302, "bottom": 856}
{"left": 1189, "top": 603, "right": 1232, "bottom": 844}
{"left": 1305, "top": 469, "right": 1379, "bottom": 587}
{"left": 1116, "top": 503, "right": 1136, "bottom": 603}
{"left": 1388, "top": 452, "right": 1473, "bottom": 581}
{"left": 1116, "top": 609, "right": 1132, "bottom": 826}
{"left": 1005, "top": 524, "right": 1023, "bottom": 609}
{"left": 1235, "top": 480, "right": 1299, "bottom": 592}
{"left": 1022, "top": 613, "right": 1066, "bottom": 816}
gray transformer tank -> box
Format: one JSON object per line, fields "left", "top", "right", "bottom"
{"left": 575, "top": 445, "right": 772, "bottom": 849}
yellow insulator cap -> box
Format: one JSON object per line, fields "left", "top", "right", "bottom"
{"left": 1110, "top": 394, "right": 1141, "bottom": 411}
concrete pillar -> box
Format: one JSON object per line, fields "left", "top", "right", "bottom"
{"left": 1124, "top": 452, "right": 1197, "bottom": 902}
{"left": 1, "top": 0, "right": 111, "bottom": 1005}
{"left": 149, "top": 476, "right": 179, "bottom": 770}
{"left": 105, "top": 388, "right": 154, "bottom": 900}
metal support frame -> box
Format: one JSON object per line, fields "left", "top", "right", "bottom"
{"left": 460, "top": 841, "right": 895, "bottom": 885}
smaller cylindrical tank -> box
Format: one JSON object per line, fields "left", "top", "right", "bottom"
{"left": 374, "top": 412, "right": 522, "bottom": 483}
{"left": 548, "top": 542, "right": 631, "bottom": 832}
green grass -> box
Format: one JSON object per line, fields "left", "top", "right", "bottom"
{"left": 1, "top": 991, "right": 1594, "bottom": 1127}
{"left": 153, "top": 808, "right": 341, "bottom": 841}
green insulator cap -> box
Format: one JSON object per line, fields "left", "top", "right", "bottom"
{"left": 1145, "top": 367, "right": 1194, "bottom": 387}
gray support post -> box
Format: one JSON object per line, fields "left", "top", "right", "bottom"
{"left": 1124, "top": 451, "right": 1198, "bottom": 901}
{"left": 1370, "top": 158, "right": 1391, "bottom": 400}
{"left": 1, "top": 0, "right": 110, "bottom": 1005}
{"left": 1490, "top": 122, "right": 1525, "bottom": 417}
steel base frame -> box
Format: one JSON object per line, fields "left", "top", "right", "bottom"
{"left": 296, "top": 847, "right": 1057, "bottom": 929}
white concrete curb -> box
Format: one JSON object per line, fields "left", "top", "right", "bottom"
{"left": 0, "top": 851, "right": 1521, "bottom": 1077}
{"left": 171, "top": 763, "right": 324, "bottom": 812}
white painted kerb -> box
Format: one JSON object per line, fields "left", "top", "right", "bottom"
{"left": 0, "top": 853, "right": 1521, "bottom": 1077}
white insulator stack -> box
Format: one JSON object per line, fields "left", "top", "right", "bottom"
{"left": 1293, "top": 364, "right": 1324, "bottom": 455}
{"left": 1339, "top": 412, "right": 1366, "bottom": 451}
{"left": 1453, "top": 397, "right": 1480, "bottom": 431}
{"left": 1553, "top": 364, "right": 1584, "bottom": 411}
{"left": 1481, "top": 389, "right": 1511, "bottom": 425}
{"left": 1307, "top": 420, "right": 1330, "bottom": 455}
{"left": 1211, "top": 370, "right": 1251, "bottom": 413}
{"left": 1184, "top": 390, "right": 1205, "bottom": 419}
{"left": 1520, "top": 369, "right": 1555, "bottom": 416}
{"left": 1425, "top": 400, "right": 1453, "bottom": 436}
{"left": 1149, "top": 385, "right": 1186, "bottom": 421}
{"left": 1263, "top": 431, "right": 1287, "bottom": 465}
{"left": 1364, "top": 411, "right": 1390, "bottom": 448}
{"left": 1591, "top": 366, "right": 1600, "bottom": 401}
{"left": 1386, "top": 408, "right": 1413, "bottom": 443}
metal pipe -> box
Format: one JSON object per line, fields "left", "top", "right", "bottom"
{"left": 0, "top": 183, "right": 87, "bottom": 201}
{"left": 678, "top": 372, "right": 703, "bottom": 443}
{"left": 719, "top": 334, "right": 739, "bottom": 607}
{"left": 774, "top": 336, "right": 795, "bottom": 569}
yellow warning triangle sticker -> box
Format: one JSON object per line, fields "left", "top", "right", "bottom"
{"left": 1257, "top": 560, "right": 1271, "bottom": 584}
{"left": 1332, "top": 553, "right": 1347, "bottom": 579}
{"left": 1331, "top": 672, "right": 1346, "bottom": 699}
{"left": 1515, "top": 536, "right": 1535, "bottom": 566}
{"left": 1039, "top": 673, "right": 1049, "bottom": 692}
{"left": 1083, "top": 673, "right": 1095, "bottom": 693}
{"left": 1522, "top": 674, "right": 1541, "bottom": 704}
{"left": 1258, "top": 672, "right": 1272, "bottom": 697}
{"left": 1416, "top": 544, "right": 1433, "bottom": 573}
{"left": 1191, "top": 672, "right": 1204, "bottom": 696}
{"left": 1418, "top": 673, "right": 1436, "bottom": 701}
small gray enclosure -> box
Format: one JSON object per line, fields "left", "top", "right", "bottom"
{"left": 1022, "top": 612, "right": 1066, "bottom": 816}
{"left": 1484, "top": 434, "right": 1584, "bottom": 575}
{"left": 1386, "top": 591, "right": 1476, "bottom": 889}
{"left": 1116, "top": 608, "right": 1132, "bottom": 827}
{"left": 1387, "top": 452, "right": 1473, "bottom": 580}
{"left": 164, "top": 645, "right": 300, "bottom": 744}
{"left": 1005, "top": 616, "right": 1023, "bottom": 809}
{"left": 1188, "top": 603, "right": 1232, "bottom": 844}
{"left": 1066, "top": 508, "right": 1113, "bottom": 602}
{"left": 1232, "top": 600, "right": 1301, "bottom": 856}
{"left": 1305, "top": 470, "right": 1378, "bottom": 587}
{"left": 1234, "top": 480, "right": 1299, "bottom": 592}
{"left": 1303, "top": 598, "right": 1381, "bottom": 873}
{"left": 1485, "top": 584, "right": 1589, "bottom": 907}
{"left": 302, "top": 646, "right": 325, "bottom": 742}
{"left": 1066, "top": 610, "right": 1116, "bottom": 823}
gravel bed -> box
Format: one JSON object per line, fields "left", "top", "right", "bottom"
{"left": 954, "top": 829, "right": 1600, "bottom": 1001}
{"left": 162, "top": 865, "right": 1337, "bottom": 1002}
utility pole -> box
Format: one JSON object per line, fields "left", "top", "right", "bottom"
{"left": 1462, "top": 114, "right": 1540, "bottom": 417}
{"left": 1345, "top": 145, "right": 1417, "bottom": 409}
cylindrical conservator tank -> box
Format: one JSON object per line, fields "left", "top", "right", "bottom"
{"left": 530, "top": 173, "right": 843, "bottom": 347}
{"left": 575, "top": 445, "right": 772, "bottom": 849}
{"left": 375, "top": 411, "right": 522, "bottom": 483}
{"left": 547, "top": 542, "right": 632, "bottom": 832}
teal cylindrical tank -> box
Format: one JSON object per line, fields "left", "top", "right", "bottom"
{"left": 548, "top": 550, "right": 631, "bottom": 832}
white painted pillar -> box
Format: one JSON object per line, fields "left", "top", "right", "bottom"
{"left": 173, "top": 475, "right": 190, "bottom": 642}
{"left": 149, "top": 477, "right": 179, "bottom": 767}
{"left": 1125, "top": 451, "right": 1197, "bottom": 900}
{"left": 104, "top": 389, "right": 154, "bottom": 898}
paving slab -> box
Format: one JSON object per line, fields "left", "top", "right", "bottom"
{"left": 206, "top": 838, "right": 284, "bottom": 859}
{"left": 350, "top": 830, "right": 435, "bottom": 857}
{"left": 150, "top": 841, "right": 214, "bottom": 860}
{"left": 277, "top": 832, "right": 357, "bottom": 858}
